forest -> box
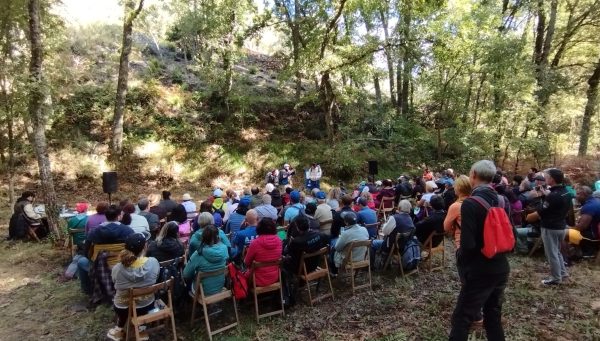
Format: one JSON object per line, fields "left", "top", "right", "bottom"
{"left": 1, "top": 1, "right": 600, "bottom": 340}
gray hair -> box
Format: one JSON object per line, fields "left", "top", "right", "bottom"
{"left": 578, "top": 186, "right": 593, "bottom": 197}
{"left": 262, "top": 194, "right": 272, "bottom": 205}
{"left": 398, "top": 200, "right": 412, "bottom": 213}
{"left": 137, "top": 198, "right": 149, "bottom": 211}
{"left": 198, "top": 212, "right": 214, "bottom": 228}
{"left": 470, "top": 160, "right": 497, "bottom": 183}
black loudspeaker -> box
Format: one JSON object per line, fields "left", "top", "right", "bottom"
{"left": 368, "top": 160, "right": 378, "bottom": 175}
{"left": 102, "top": 171, "right": 118, "bottom": 194}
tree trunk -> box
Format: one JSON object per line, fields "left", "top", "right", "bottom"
{"left": 320, "top": 72, "right": 336, "bottom": 143}
{"left": 27, "top": 0, "right": 60, "bottom": 237}
{"left": 111, "top": 0, "right": 144, "bottom": 157}
{"left": 374, "top": 74, "right": 382, "bottom": 108}
{"left": 379, "top": 8, "right": 396, "bottom": 106}
{"left": 578, "top": 57, "right": 600, "bottom": 156}
{"left": 396, "top": 59, "right": 403, "bottom": 115}
{"left": 222, "top": 10, "right": 236, "bottom": 101}
{"left": 401, "top": 1, "right": 412, "bottom": 116}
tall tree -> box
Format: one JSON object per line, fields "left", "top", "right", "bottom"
{"left": 27, "top": 0, "right": 60, "bottom": 237}
{"left": 578, "top": 56, "right": 600, "bottom": 156}
{"left": 111, "top": 0, "right": 144, "bottom": 157}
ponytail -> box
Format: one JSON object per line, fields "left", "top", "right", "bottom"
{"left": 119, "top": 249, "right": 137, "bottom": 267}
{"left": 121, "top": 212, "right": 132, "bottom": 225}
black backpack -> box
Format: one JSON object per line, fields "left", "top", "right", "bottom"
{"left": 157, "top": 257, "right": 185, "bottom": 307}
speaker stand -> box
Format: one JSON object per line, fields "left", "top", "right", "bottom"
{"left": 108, "top": 193, "right": 112, "bottom": 205}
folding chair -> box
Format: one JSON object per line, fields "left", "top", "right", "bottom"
{"left": 364, "top": 222, "right": 381, "bottom": 239}
{"left": 89, "top": 243, "right": 126, "bottom": 268}
{"left": 528, "top": 237, "right": 543, "bottom": 257}
{"left": 190, "top": 268, "right": 239, "bottom": 341}
{"left": 126, "top": 278, "right": 177, "bottom": 341}
{"left": 377, "top": 196, "right": 396, "bottom": 221}
{"left": 68, "top": 228, "right": 85, "bottom": 257}
{"left": 297, "top": 247, "right": 334, "bottom": 306}
{"left": 383, "top": 230, "right": 418, "bottom": 277}
{"left": 341, "top": 240, "right": 373, "bottom": 294}
{"left": 422, "top": 231, "right": 445, "bottom": 271}
{"left": 250, "top": 259, "right": 285, "bottom": 323}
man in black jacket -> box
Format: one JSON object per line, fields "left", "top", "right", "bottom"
{"left": 449, "top": 160, "right": 509, "bottom": 341}
{"left": 526, "top": 168, "right": 572, "bottom": 285}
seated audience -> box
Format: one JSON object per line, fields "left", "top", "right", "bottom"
{"left": 270, "top": 189, "right": 283, "bottom": 209}
{"left": 249, "top": 187, "right": 263, "bottom": 209}
{"left": 158, "top": 190, "right": 178, "bottom": 216}
{"left": 372, "top": 200, "right": 415, "bottom": 252}
{"left": 283, "top": 191, "right": 305, "bottom": 225}
{"left": 67, "top": 202, "right": 89, "bottom": 246}
{"left": 333, "top": 211, "right": 369, "bottom": 270}
{"left": 181, "top": 193, "right": 197, "bottom": 214}
{"left": 255, "top": 194, "right": 278, "bottom": 222}
{"left": 188, "top": 212, "right": 231, "bottom": 258}
{"left": 225, "top": 197, "right": 250, "bottom": 235}
{"left": 78, "top": 205, "right": 134, "bottom": 295}
{"left": 137, "top": 198, "right": 159, "bottom": 236}
{"left": 244, "top": 218, "right": 283, "bottom": 286}
{"left": 148, "top": 193, "right": 167, "bottom": 221}
{"left": 183, "top": 225, "right": 229, "bottom": 296}
{"left": 123, "top": 203, "right": 150, "bottom": 239}
{"left": 232, "top": 209, "right": 259, "bottom": 259}
{"left": 375, "top": 179, "right": 395, "bottom": 208}
{"left": 284, "top": 215, "right": 330, "bottom": 274}
{"left": 572, "top": 186, "right": 600, "bottom": 257}
{"left": 326, "top": 188, "right": 342, "bottom": 210}
{"left": 146, "top": 221, "right": 185, "bottom": 262}
{"left": 171, "top": 204, "right": 192, "bottom": 243}
{"left": 85, "top": 202, "right": 109, "bottom": 235}
{"left": 212, "top": 189, "right": 228, "bottom": 225}
{"left": 314, "top": 191, "right": 333, "bottom": 235}
{"left": 355, "top": 197, "right": 378, "bottom": 238}
{"left": 107, "top": 233, "right": 159, "bottom": 341}
{"left": 415, "top": 195, "right": 446, "bottom": 246}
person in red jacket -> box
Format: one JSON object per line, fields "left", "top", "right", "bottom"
{"left": 244, "top": 217, "right": 283, "bottom": 286}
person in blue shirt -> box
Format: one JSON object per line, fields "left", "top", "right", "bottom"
{"left": 356, "top": 197, "right": 378, "bottom": 238}
{"left": 574, "top": 186, "right": 600, "bottom": 257}
{"left": 225, "top": 197, "right": 250, "bottom": 234}
{"left": 231, "top": 209, "right": 259, "bottom": 261}
{"left": 283, "top": 190, "right": 305, "bottom": 225}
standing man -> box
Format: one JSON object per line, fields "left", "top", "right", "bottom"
{"left": 526, "top": 168, "right": 573, "bottom": 285}
{"left": 306, "top": 163, "right": 323, "bottom": 191}
{"left": 450, "top": 160, "right": 510, "bottom": 340}
{"left": 279, "top": 163, "right": 295, "bottom": 191}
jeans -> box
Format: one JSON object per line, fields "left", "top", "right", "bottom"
{"left": 77, "top": 256, "right": 91, "bottom": 295}
{"left": 449, "top": 271, "right": 508, "bottom": 341}
{"left": 371, "top": 239, "right": 383, "bottom": 254}
{"left": 329, "top": 238, "right": 338, "bottom": 273}
{"left": 541, "top": 228, "right": 568, "bottom": 281}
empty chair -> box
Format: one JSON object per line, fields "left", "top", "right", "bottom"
{"left": 297, "top": 247, "right": 334, "bottom": 306}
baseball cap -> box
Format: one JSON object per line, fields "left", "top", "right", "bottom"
{"left": 239, "top": 197, "right": 251, "bottom": 207}
{"left": 316, "top": 191, "right": 326, "bottom": 200}
{"left": 125, "top": 233, "right": 147, "bottom": 253}
{"left": 213, "top": 189, "right": 223, "bottom": 197}
{"left": 290, "top": 190, "right": 300, "bottom": 203}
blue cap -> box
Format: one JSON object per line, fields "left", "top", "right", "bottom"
{"left": 239, "top": 197, "right": 251, "bottom": 207}
{"left": 316, "top": 191, "right": 326, "bottom": 199}
{"left": 290, "top": 190, "right": 300, "bottom": 203}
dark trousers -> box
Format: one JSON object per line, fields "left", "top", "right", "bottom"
{"left": 114, "top": 303, "right": 155, "bottom": 327}
{"left": 449, "top": 271, "right": 508, "bottom": 341}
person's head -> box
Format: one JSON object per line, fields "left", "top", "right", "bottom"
{"left": 122, "top": 203, "right": 135, "bottom": 214}
{"left": 120, "top": 233, "right": 147, "bottom": 267}
{"left": 529, "top": 167, "right": 538, "bottom": 175}
{"left": 341, "top": 194, "right": 353, "bottom": 207}
{"left": 469, "top": 160, "right": 497, "bottom": 187}
{"left": 294, "top": 215, "right": 310, "bottom": 234}
{"left": 305, "top": 202, "right": 317, "bottom": 216}
{"left": 193, "top": 211, "right": 211, "bottom": 229}
{"left": 495, "top": 184, "right": 507, "bottom": 196}
{"left": 213, "top": 188, "right": 223, "bottom": 198}
{"left": 358, "top": 197, "right": 368, "bottom": 207}
{"left": 237, "top": 197, "right": 250, "bottom": 215}
{"left": 262, "top": 194, "right": 272, "bottom": 205}
{"left": 290, "top": 190, "right": 301, "bottom": 204}
{"left": 226, "top": 189, "right": 236, "bottom": 200}
{"left": 544, "top": 168, "right": 564, "bottom": 186}
{"left": 171, "top": 204, "right": 188, "bottom": 223}
{"left": 576, "top": 185, "right": 593, "bottom": 204}
{"left": 454, "top": 175, "right": 472, "bottom": 198}
{"left": 265, "top": 183, "right": 275, "bottom": 194}
{"left": 398, "top": 200, "right": 412, "bottom": 213}
{"left": 284, "top": 163, "right": 290, "bottom": 170}
{"left": 21, "top": 191, "right": 35, "bottom": 201}
{"left": 285, "top": 187, "right": 293, "bottom": 194}
{"left": 156, "top": 221, "right": 180, "bottom": 245}
{"left": 519, "top": 179, "right": 532, "bottom": 192}
{"left": 75, "top": 202, "right": 89, "bottom": 214}
{"left": 341, "top": 211, "right": 357, "bottom": 226}
{"left": 425, "top": 182, "right": 435, "bottom": 193}
{"left": 256, "top": 217, "right": 277, "bottom": 235}
{"left": 430, "top": 195, "right": 444, "bottom": 211}
{"left": 328, "top": 187, "right": 341, "bottom": 200}
{"left": 96, "top": 202, "right": 109, "bottom": 215}
{"left": 383, "top": 179, "right": 392, "bottom": 187}
{"left": 138, "top": 198, "right": 149, "bottom": 211}
{"left": 148, "top": 193, "right": 161, "bottom": 207}
{"left": 199, "top": 201, "right": 213, "bottom": 213}
{"left": 512, "top": 175, "right": 524, "bottom": 187}
{"left": 162, "top": 190, "right": 171, "bottom": 200}
{"left": 360, "top": 191, "right": 372, "bottom": 202}
{"left": 105, "top": 204, "right": 122, "bottom": 222}
{"left": 246, "top": 209, "right": 258, "bottom": 226}
{"left": 316, "top": 191, "right": 327, "bottom": 203}
{"left": 367, "top": 175, "right": 374, "bottom": 183}
{"left": 251, "top": 187, "right": 260, "bottom": 195}
{"left": 119, "top": 198, "right": 131, "bottom": 210}
{"left": 182, "top": 193, "right": 193, "bottom": 202}
{"left": 201, "top": 225, "right": 220, "bottom": 246}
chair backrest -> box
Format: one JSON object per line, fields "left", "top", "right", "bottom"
{"left": 90, "top": 243, "right": 125, "bottom": 268}
{"left": 298, "top": 247, "right": 328, "bottom": 275}
{"left": 394, "top": 229, "right": 415, "bottom": 251}
{"left": 343, "top": 240, "right": 372, "bottom": 267}
{"left": 364, "top": 222, "right": 379, "bottom": 230}
{"left": 424, "top": 231, "right": 444, "bottom": 249}
{"left": 194, "top": 267, "right": 228, "bottom": 298}
{"left": 251, "top": 258, "right": 282, "bottom": 288}
{"left": 379, "top": 196, "right": 396, "bottom": 210}
{"left": 128, "top": 278, "right": 174, "bottom": 319}
{"left": 159, "top": 257, "right": 185, "bottom": 269}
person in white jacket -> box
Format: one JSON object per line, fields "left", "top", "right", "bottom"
{"left": 306, "top": 163, "right": 322, "bottom": 191}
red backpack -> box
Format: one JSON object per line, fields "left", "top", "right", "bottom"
{"left": 227, "top": 262, "right": 248, "bottom": 299}
{"left": 469, "top": 195, "right": 515, "bottom": 258}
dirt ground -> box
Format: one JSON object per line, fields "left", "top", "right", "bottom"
{"left": 0, "top": 228, "right": 599, "bottom": 341}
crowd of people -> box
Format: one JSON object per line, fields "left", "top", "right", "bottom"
{"left": 6, "top": 161, "right": 600, "bottom": 340}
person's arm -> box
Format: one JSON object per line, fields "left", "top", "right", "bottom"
{"left": 381, "top": 216, "right": 396, "bottom": 236}
{"left": 575, "top": 213, "right": 592, "bottom": 231}
{"left": 335, "top": 232, "right": 348, "bottom": 252}
{"left": 244, "top": 242, "right": 257, "bottom": 268}
{"left": 24, "top": 203, "right": 41, "bottom": 220}
{"left": 444, "top": 204, "right": 459, "bottom": 233}
{"left": 219, "top": 230, "right": 231, "bottom": 248}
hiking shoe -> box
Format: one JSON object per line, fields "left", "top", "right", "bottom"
{"left": 106, "top": 326, "right": 123, "bottom": 341}
{"left": 541, "top": 279, "right": 560, "bottom": 286}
